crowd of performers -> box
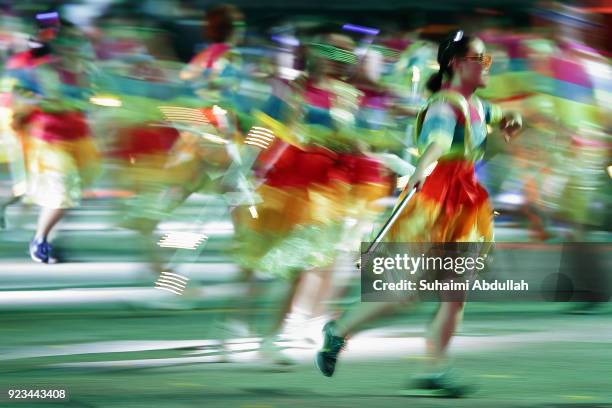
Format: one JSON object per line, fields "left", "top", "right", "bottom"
{"left": 0, "top": 2, "right": 609, "bottom": 397}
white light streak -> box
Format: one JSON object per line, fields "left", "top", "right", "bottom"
{"left": 90, "top": 96, "right": 122, "bottom": 107}
{"left": 157, "top": 232, "right": 208, "bottom": 250}
{"left": 245, "top": 127, "right": 275, "bottom": 149}
{"left": 155, "top": 271, "right": 190, "bottom": 295}
{"left": 159, "top": 106, "right": 210, "bottom": 125}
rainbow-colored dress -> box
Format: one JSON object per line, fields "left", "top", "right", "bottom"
{"left": 234, "top": 78, "right": 391, "bottom": 277}
{"left": 387, "top": 90, "right": 502, "bottom": 243}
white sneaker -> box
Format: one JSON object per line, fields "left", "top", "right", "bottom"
{"left": 279, "top": 314, "right": 331, "bottom": 348}
{"left": 258, "top": 337, "right": 295, "bottom": 366}
{"left": 220, "top": 319, "right": 252, "bottom": 338}
{"left": 216, "top": 319, "right": 253, "bottom": 363}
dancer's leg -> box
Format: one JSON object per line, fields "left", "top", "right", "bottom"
{"left": 0, "top": 195, "right": 21, "bottom": 229}
{"left": 425, "top": 300, "right": 465, "bottom": 371}
{"left": 288, "top": 267, "right": 334, "bottom": 320}
{"left": 35, "top": 207, "right": 65, "bottom": 240}
{"left": 29, "top": 206, "right": 65, "bottom": 263}
{"left": 336, "top": 301, "right": 407, "bottom": 338}
{"left": 258, "top": 273, "right": 304, "bottom": 365}
{"left": 267, "top": 273, "right": 304, "bottom": 337}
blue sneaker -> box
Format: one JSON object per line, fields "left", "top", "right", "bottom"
{"left": 315, "top": 321, "right": 346, "bottom": 377}
{"left": 29, "top": 238, "right": 58, "bottom": 264}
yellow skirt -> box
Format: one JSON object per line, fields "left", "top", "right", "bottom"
{"left": 27, "top": 136, "right": 100, "bottom": 209}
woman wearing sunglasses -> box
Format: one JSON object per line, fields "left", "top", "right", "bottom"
{"left": 315, "top": 30, "right": 522, "bottom": 396}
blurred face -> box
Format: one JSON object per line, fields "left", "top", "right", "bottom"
{"left": 313, "top": 34, "right": 356, "bottom": 80}
{"left": 451, "top": 38, "right": 492, "bottom": 89}
{"left": 38, "top": 26, "right": 59, "bottom": 43}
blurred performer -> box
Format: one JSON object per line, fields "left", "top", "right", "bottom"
{"left": 382, "top": 28, "right": 452, "bottom": 165}
{"left": 0, "top": 12, "right": 30, "bottom": 228}
{"left": 179, "top": 4, "right": 247, "bottom": 128}
{"left": 279, "top": 44, "right": 409, "bottom": 342}
{"left": 476, "top": 28, "right": 557, "bottom": 241}
{"left": 0, "top": 65, "right": 26, "bottom": 228}
{"left": 148, "top": 4, "right": 247, "bottom": 225}
{"left": 315, "top": 31, "right": 522, "bottom": 396}
{"left": 388, "top": 33, "right": 439, "bottom": 108}
{"left": 122, "top": 5, "right": 247, "bottom": 244}
{"left": 354, "top": 46, "right": 413, "bottom": 156}
{"left": 544, "top": 5, "right": 609, "bottom": 239}
{"left": 533, "top": 3, "right": 611, "bottom": 311}
{"left": 233, "top": 33, "right": 392, "bottom": 362}
{"left": 502, "top": 3, "right": 611, "bottom": 246}
{"left": 117, "top": 5, "right": 256, "bottom": 328}
{"left": 180, "top": 4, "right": 244, "bottom": 81}
{"left": 4, "top": 13, "right": 99, "bottom": 263}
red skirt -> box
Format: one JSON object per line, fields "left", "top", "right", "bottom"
{"left": 389, "top": 159, "right": 494, "bottom": 243}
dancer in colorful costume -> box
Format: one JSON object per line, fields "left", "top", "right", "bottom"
{"left": 119, "top": 5, "right": 248, "bottom": 238}
{"left": 233, "top": 32, "right": 392, "bottom": 361}
{"left": 5, "top": 13, "right": 99, "bottom": 263}
{"left": 315, "top": 30, "right": 522, "bottom": 396}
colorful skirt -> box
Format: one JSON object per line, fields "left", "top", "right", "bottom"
{"left": 25, "top": 111, "right": 100, "bottom": 209}
{"left": 0, "top": 106, "right": 28, "bottom": 197}
{"left": 388, "top": 159, "right": 494, "bottom": 243}
{"left": 234, "top": 144, "right": 392, "bottom": 278}
{"left": 109, "top": 124, "right": 180, "bottom": 189}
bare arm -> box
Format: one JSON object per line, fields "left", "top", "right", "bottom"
{"left": 404, "top": 141, "right": 446, "bottom": 192}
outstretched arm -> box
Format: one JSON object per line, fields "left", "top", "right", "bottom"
{"left": 404, "top": 141, "right": 446, "bottom": 192}
{"left": 483, "top": 100, "right": 523, "bottom": 142}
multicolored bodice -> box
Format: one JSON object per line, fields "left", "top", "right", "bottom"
{"left": 255, "top": 78, "right": 365, "bottom": 152}
{"left": 414, "top": 90, "right": 502, "bottom": 161}
{"left": 353, "top": 87, "right": 406, "bottom": 152}
{"left": 185, "top": 44, "right": 247, "bottom": 110}
{"left": 3, "top": 50, "right": 90, "bottom": 113}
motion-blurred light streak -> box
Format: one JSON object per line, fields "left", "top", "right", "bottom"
{"left": 157, "top": 232, "right": 208, "bottom": 250}
{"left": 90, "top": 96, "right": 122, "bottom": 107}
{"left": 155, "top": 271, "right": 190, "bottom": 295}
{"left": 245, "top": 126, "right": 274, "bottom": 149}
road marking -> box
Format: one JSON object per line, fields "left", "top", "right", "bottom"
{"left": 562, "top": 395, "right": 596, "bottom": 400}
{"left": 479, "top": 374, "right": 518, "bottom": 379}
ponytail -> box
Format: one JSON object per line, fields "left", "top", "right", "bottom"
{"left": 426, "top": 70, "right": 444, "bottom": 93}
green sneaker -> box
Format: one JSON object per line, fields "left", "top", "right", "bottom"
{"left": 400, "top": 371, "right": 475, "bottom": 398}
{"left": 315, "top": 321, "right": 346, "bottom": 377}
